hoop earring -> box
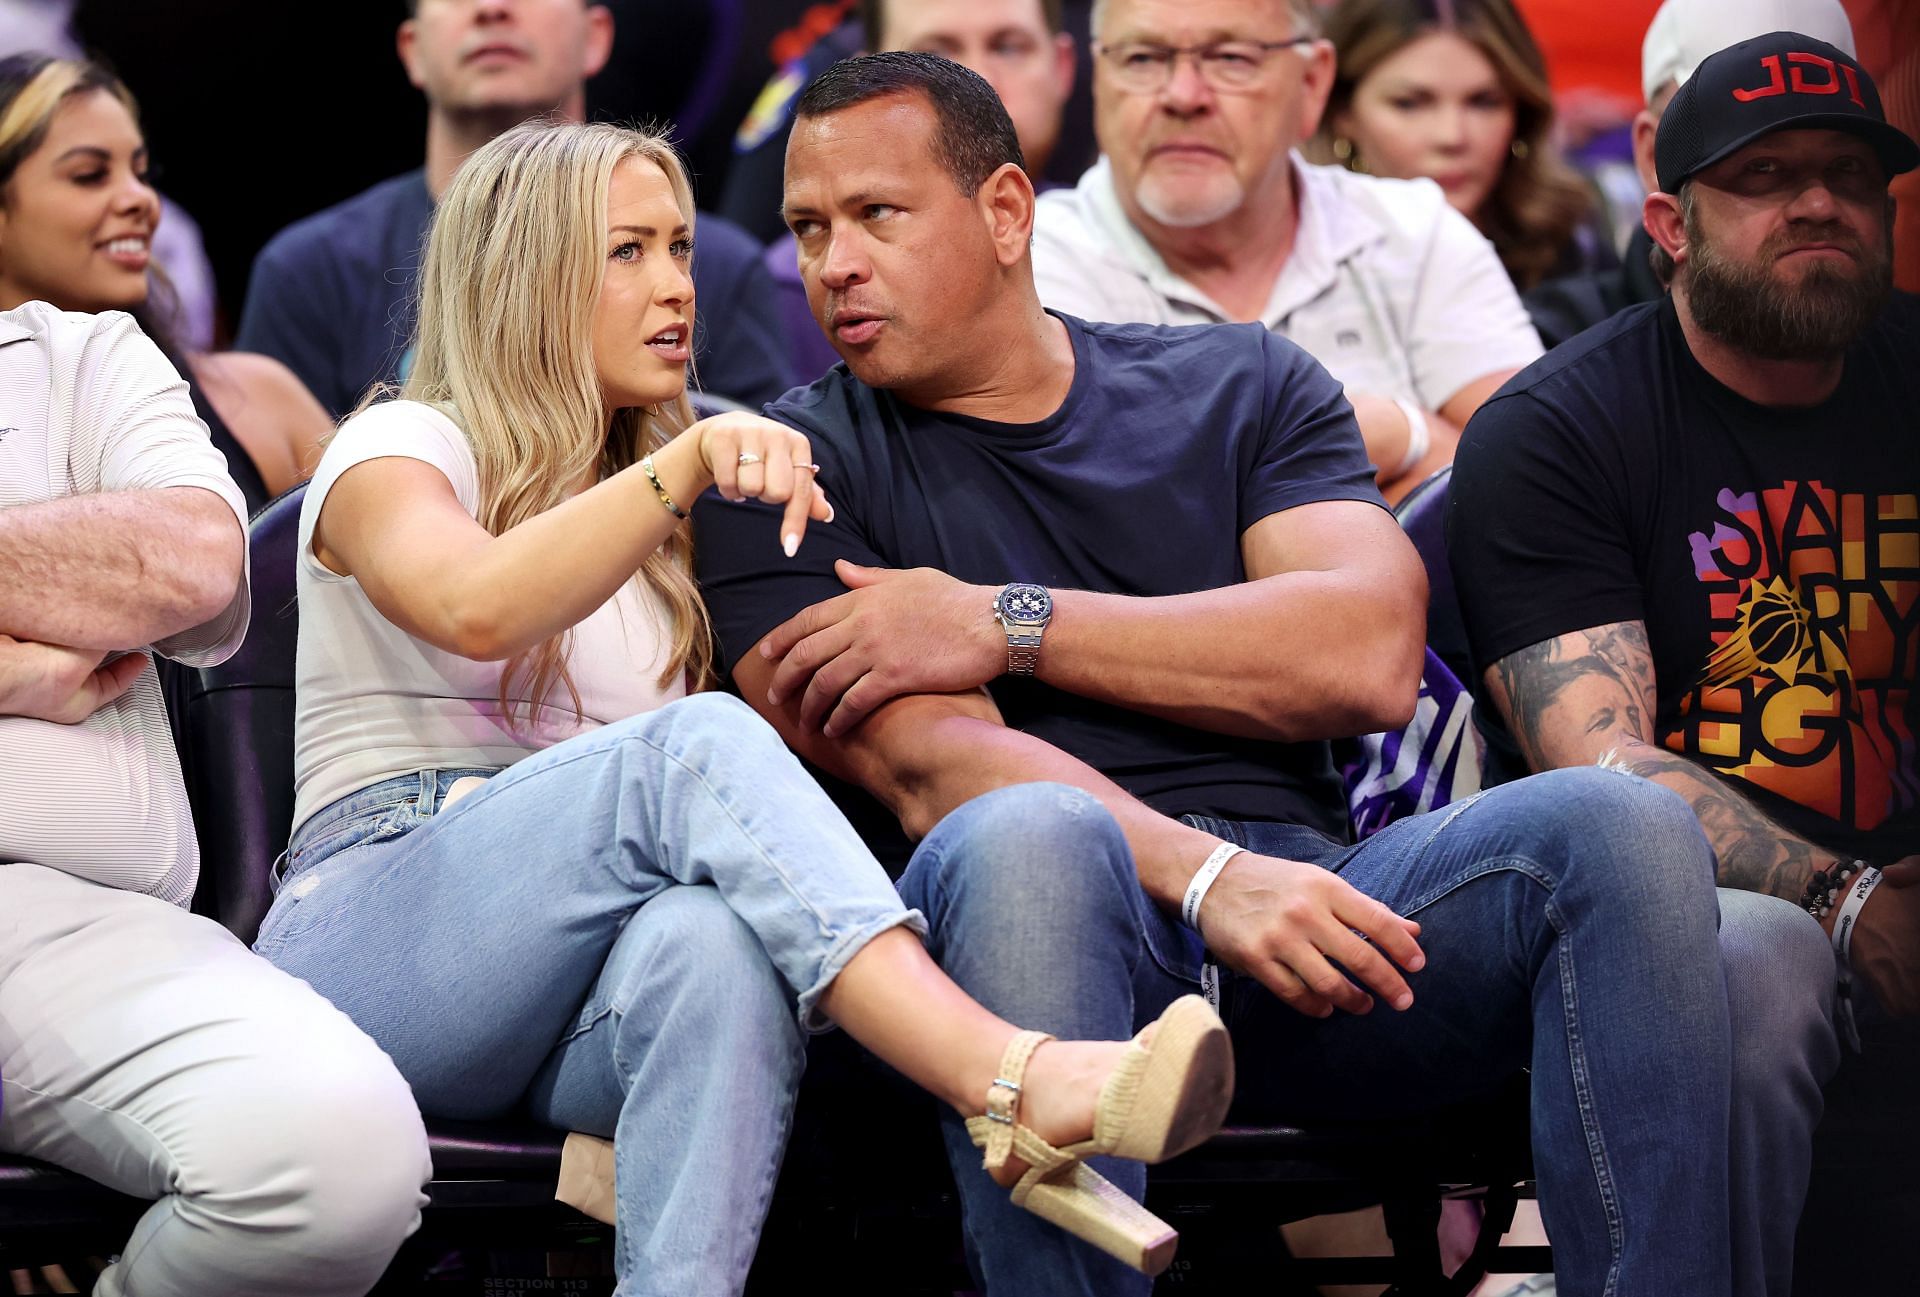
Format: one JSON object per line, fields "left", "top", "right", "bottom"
{"left": 1510, "top": 138, "right": 1530, "bottom": 160}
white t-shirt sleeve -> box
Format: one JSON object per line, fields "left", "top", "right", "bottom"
{"left": 1405, "top": 204, "right": 1544, "bottom": 411}
{"left": 73, "top": 313, "right": 253, "bottom": 667}
{"left": 298, "top": 400, "right": 481, "bottom": 583}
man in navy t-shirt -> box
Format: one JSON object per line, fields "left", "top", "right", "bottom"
{"left": 236, "top": 0, "right": 792, "bottom": 419}
{"left": 695, "top": 52, "right": 1809, "bottom": 1297}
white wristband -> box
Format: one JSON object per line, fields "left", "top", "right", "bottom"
{"left": 1833, "top": 865, "right": 1884, "bottom": 965}
{"left": 1182, "top": 842, "right": 1244, "bottom": 933}
{"left": 1391, "top": 399, "right": 1431, "bottom": 479}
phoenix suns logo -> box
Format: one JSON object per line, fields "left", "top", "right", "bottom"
{"left": 1672, "top": 481, "right": 1918, "bottom": 830}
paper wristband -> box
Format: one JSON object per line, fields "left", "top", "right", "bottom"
{"left": 1833, "top": 865, "right": 1884, "bottom": 965}
{"left": 1182, "top": 843, "right": 1245, "bottom": 932}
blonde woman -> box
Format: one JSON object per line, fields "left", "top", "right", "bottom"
{"left": 250, "top": 119, "right": 1233, "bottom": 1296}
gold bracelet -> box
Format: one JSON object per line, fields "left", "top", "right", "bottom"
{"left": 639, "top": 454, "right": 688, "bottom": 520}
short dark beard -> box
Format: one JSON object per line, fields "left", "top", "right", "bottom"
{"left": 1682, "top": 202, "right": 1893, "bottom": 361}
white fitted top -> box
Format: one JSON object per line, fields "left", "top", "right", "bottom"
{"left": 292, "top": 400, "right": 685, "bottom": 836}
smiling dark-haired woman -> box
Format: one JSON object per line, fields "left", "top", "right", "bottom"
{"left": 0, "top": 54, "right": 330, "bottom": 507}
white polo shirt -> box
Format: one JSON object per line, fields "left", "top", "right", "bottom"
{"left": 0, "top": 301, "right": 250, "bottom": 905}
{"left": 1032, "top": 154, "right": 1544, "bottom": 410}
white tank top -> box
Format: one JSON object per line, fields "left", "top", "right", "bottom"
{"left": 292, "top": 400, "right": 686, "bottom": 836}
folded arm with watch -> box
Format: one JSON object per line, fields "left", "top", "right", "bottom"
{"left": 992, "top": 582, "right": 1053, "bottom": 677}
{"left": 757, "top": 501, "right": 1424, "bottom": 744}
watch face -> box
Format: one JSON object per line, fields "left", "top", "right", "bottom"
{"left": 1002, "top": 584, "right": 1052, "bottom": 621}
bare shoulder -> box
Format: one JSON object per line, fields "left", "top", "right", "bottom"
{"left": 188, "top": 351, "right": 327, "bottom": 418}
{"left": 186, "top": 351, "right": 332, "bottom": 494}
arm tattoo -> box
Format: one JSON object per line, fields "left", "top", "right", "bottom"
{"left": 1611, "top": 749, "right": 1821, "bottom": 901}
{"left": 1493, "top": 622, "right": 1824, "bottom": 903}
{"left": 1492, "top": 622, "right": 1655, "bottom": 771}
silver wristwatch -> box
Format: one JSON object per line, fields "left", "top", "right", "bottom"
{"left": 993, "top": 583, "right": 1053, "bottom": 676}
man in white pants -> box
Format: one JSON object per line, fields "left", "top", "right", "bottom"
{"left": 0, "top": 300, "right": 430, "bottom": 1296}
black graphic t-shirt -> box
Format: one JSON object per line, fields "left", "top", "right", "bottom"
{"left": 1450, "top": 294, "right": 1920, "bottom": 859}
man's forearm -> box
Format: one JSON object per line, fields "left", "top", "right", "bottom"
{"left": 1038, "top": 579, "right": 1420, "bottom": 742}
{"left": 1489, "top": 623, "right": 1836, "bottom": 904}
{"left": 878, "top": 709, "right": 1228, "bottom": 909}
{"left": 0, "top": 488, "right": 243, "bottom": 648}
{"left": 1604, "top": 739, "right": 1834, "bottom": 902}
{"left": 736, "top": 649, "right": 1222, "bottom": 912}
{"left": 1033, "top": 500, "right": 1427, "bottom": 744}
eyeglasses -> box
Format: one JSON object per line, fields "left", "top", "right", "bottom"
{"left": 1093, "top": 37, "right": 1316, "bottom": 93}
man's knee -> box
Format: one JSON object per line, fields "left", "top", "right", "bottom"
{"left": 181, "top": 999, "right": 429, "bottom": 1272}
{"left": 913, "top": 782, "right": 1133, "bottom": 917}
{"left": 1719, "top": 888, "right": 1840, "bottom": 1095}
{"left": 1500, "top": 767, "right": 1716, "bottom": 899}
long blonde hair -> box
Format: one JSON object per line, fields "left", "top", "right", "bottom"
{"left": 402, "top": 119, "right": 714, "bottom": 724}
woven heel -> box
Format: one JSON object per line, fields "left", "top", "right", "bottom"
{"left": 962, "top": 996, "right": 1234, "bottom": 1276}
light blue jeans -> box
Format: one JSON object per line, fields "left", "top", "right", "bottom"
{"left": 254, "top": 693, "right": 924, "bottom": 1297}
{"left": 900, "top": 768, "right": 1837, "bottom": 1297}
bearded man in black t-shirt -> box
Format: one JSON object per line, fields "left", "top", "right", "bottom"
{"left": 1452, "top": 30, "right": 1920, "bottom": 1291}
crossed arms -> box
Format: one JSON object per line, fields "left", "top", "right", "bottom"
{"left": 732, "top": 499, "right": 1435, "bottom": 1019}
{"left": 0, "top": 488, "right": 243, "bottom": 723}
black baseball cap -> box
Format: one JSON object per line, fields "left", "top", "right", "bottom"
{"left": 1655, "top": 30, "right": 1920, "bottom": 192}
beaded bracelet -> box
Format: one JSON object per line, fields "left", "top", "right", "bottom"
{"left": 639, "top": 454, "right": 688, "bottom": 520}
{"left": 1799, "top": 858, "right": 1867, "bottom": 919}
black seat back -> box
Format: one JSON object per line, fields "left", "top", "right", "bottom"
{"left": 184, "top": 483, "right": 307, "bottom": 943}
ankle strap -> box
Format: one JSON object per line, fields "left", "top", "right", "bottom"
{"left": 979, "top": 1029, "right": 1053, "bottom": 1171}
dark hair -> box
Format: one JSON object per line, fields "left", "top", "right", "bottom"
{"left": 858, "top": 0, "right": 1064, "bottom": 49}
{"left": 0, "top": 54, "right": 135, "bottom": 184}
{"left": 795, "top": 51, "right": 1026, "bottom": 195}
{"left": 1316, "top": 0, "right": 1594, "bottom": 292}
{"left": 0, "top": 53, "right": 188, "bottom": 360}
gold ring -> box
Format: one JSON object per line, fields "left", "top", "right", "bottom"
{"left": 794, "top": 462, "right": 821, "bottom": 473}
{"left": 736, "top": 451, "right": 763, "bottom": 466}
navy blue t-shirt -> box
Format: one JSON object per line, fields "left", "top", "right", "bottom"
{"left": 237, "top": 169, "right": 798, "bottom": 419}
{"left": 695, "top": 312, "right": 1386, "bottom": 857}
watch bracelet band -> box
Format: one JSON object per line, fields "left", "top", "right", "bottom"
{"left": 1006, "top": 637, "right": 1042, "bottom": 675}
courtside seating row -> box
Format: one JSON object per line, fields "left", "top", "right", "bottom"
{"left": 0, "top": 468, "right": 1547, "bottom": 1294}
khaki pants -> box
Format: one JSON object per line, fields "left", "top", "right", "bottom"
{"left": 0, "top": 863, "right": 429, "bottom": 1297}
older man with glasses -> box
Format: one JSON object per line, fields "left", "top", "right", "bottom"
{"left": 1034, "top": 0, "right": 1542, "bottom": 500}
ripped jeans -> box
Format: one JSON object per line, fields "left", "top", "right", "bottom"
{"left": 254, "top": 693, "right": 923, "bottom": 1297}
